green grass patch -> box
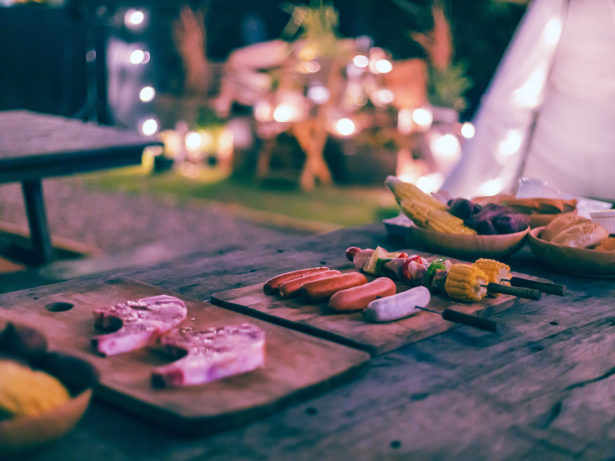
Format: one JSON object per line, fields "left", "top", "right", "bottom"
{"left": 82, "top": 167, "right": 400, "bottom": 228}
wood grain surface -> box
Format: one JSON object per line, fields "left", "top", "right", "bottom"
{"left": 2, "top": 223, "right": 614, "bottom": 460}
{"left": 212, "top": 262, "right": 528, "bottom": 354}
{"left": 0, "top": 278, "right": 369, "bottom": 434}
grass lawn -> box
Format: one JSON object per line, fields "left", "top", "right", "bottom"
{"left": 83, "top": 166, "right": 400, "bottom": 230}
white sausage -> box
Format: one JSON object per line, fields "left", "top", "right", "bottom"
{"left": 363, "top": 286, "right": 431, "bottom": 323}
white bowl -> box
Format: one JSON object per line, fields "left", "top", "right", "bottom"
{"left": 590, "top": 209, "right": 615, "bottom": 234}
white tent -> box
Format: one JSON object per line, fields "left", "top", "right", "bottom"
{"left": 442, "top": 0, "right": 615, "bottom": 202}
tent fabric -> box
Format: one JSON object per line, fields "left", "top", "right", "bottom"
{"left": 442, "top": 0, "right": 615, "bottom": 201}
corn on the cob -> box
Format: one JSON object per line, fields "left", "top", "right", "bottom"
{"left": 385, "top": 176, "right": 446, "bottom": 210}
{"left": 400, "top": 199, "right": 477, "bottom": 235}
{"left": 444, "top": 263, "right": 488, "bottom": 302}
{"left": 475, "top": 259, "right": 511, "bottom": 285}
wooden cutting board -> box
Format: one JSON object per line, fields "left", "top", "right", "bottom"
{"left": 211, "top": 263, "right": 531, "bottom": 355}
{"left": 0, "top": 278, "right": 369, "bottom": 434}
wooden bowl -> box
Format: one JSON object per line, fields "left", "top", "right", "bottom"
{"left": 383, "top": 215, "right": 529, "bottom": 259}
{"left": 0, "top": 351, "right": 96, "bottom": 457}
{"left": 528, "top": 227, "right": 615, "bottom": 278}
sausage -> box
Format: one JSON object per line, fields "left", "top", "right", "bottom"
{"left": 263, "top": 267, "right": 330, "bottom": 295}
{"left": 363, "top": 286, "right": 431, "bottom": 323}
{"left": 300, "top": 272, "right": 368, "bottom": 302}
{"left": 328, "top": 277, "right": 397, "bottom": 312}
{"left": 279, "top": 270, "right": 342, "bottom": 298}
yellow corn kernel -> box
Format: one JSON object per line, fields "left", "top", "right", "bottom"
{"left": 385, "top": 176, "right": 446, "bottom": 210}
{"left": 475, "top": 258, "right": 511, "bottom": 284}
{"left": 444, "top": 264, "right": 488, "bottom": 302}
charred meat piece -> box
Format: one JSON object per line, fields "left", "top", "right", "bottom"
{"left": 448, "top": 198, "right": 475, "bottom": 220}
{"left": 92, "top": 295, "right": 187, "bottom": 357}
{"left": 152, "top": 323, "right": 265, "bottom": 388}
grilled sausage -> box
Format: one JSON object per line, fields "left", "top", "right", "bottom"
{"left": 263, "top": 267, "right": 330, "bottom": 295}
{"left": 300, "top": 272, "right": 368, "bottom": 302}
{"left": 328, "top": 277, "right": 397, "bottom": 312}
{"left": 279, "top": 270, "right": 342, "bottom": 298}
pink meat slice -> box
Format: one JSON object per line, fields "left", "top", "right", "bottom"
{"left": 151, "top": 323, "right": 265, "bottom": 388}
{"left": 92, "top": 295, "right": 187, "bottom": 356}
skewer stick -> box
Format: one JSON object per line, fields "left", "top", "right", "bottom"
{"left": 484, "top": 283, "right": 541, "bottom": 300}
{"left": 416, "top": 306, "right": 497, "bottom": 332}
{"left": 507, "top": 277, "right": 566, "bottom": 296}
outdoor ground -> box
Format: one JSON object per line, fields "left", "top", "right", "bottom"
{"left": 0, "top": 168, "right": 398, "bottom": 287}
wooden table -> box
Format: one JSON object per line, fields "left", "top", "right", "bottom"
{"left": 0, "top": 110, "right": 161, "bottom": 265}
{"left": 1, "top": 223, "right": 613, "bottom": 460}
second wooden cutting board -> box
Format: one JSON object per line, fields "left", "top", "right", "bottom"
{"left": 0, "top": 278, "right": 369, "bottom": 434}
{"left": 211, "top": 263, "right": 531, "bottom": 355}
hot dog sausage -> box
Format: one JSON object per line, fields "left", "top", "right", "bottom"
{"left": 364, "top": 286, "right": 431, "bottom": 322}
{"left": 328, "top": 277, "right": 397, "bottom": 312}
{"left": 279, "top": 270, "right": 342, "bottom": 298}
{"left": 300, "top": 272, "right": 368, "bottom": 302}
{"left": 263, "top": 267, "right": 330, "bottom": 294}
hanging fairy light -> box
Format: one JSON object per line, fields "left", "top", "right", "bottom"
{"left": 307, "top": 85, "right": 330, "bottom": 104}
{"left": 139, "top": 86, "right": 155, "bottom": 103}
{"left": 129, "top": 49, "right": 150, "bottom": 65}
{"left": 124, "top": 9, "right": 147, "bottom": 30}
{"left": 140, "top": 118, "right": 159, "bottom": 136}
{"left": 334, "top": 118, "right": 356, "bottom": 137}
{"left": 412, "top": 108, "right": 433, "bottom": 130}
{"left": 373, "top": 59, "right": 393, "bottom": 74}
{"left": 185, "top": 131, "right": 203, "bottom": 152}
{"left": 352, "top": 55, "right": 369, "bottom": 68}
{"left": 460, "top": 122, "right": 475, "bottom": 139}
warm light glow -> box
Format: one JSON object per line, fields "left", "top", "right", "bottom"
{"left": 273, "top": 103, "right": 296, "bottom": 123}
{"left": 200, "top": 131, "right": 214, "bottom": 150}
{"left": 129, "top": 49, "right": 150, "bottom": 65}
{"left": 139, "top": 86, "right": 155, "bottom": 102}
{"left": 412, "top": 108, "right": 433, "bottom": 129}
{"left": 124, "top": 9, "right": 145, "bottom": 29}
{"left": 254, "top": 100, "right": 273, "bottom": 122}
{"left": 185, "top": 131, "right": 202, "bottom": 151}
{"left": 371, "top": 89, "right": 394, "bottom": 105}
{"left": 140, "top": 118, "right": 158, "bottom": 136}
{"left": 432, "top": 133, "right": 460, "bottom": 160}
{"left": 416, "top": 173, "right": 444, "bottom": 194}
{"left": 299, "top": 61, "right": 321, "bottom": 73}
{"left": 352, "top": 55, "right": 369, "bottom": 68}
{"left": 373, "top": 59, "right": 393, "bottom": 74}
{"left": 478, "top": 178, "right": 505, "bottom": 196}
{"left": 544, "top": 18, "right": 562, "bottom": 46}
{"left": 398, "top": 108, "right": 413, "bottom": 134}
{"left": 218, "top": 130, "right": 234, "bottom": 160}
{"left": 498, "top": 130, "right": 523, "bottom": 158}
{"left": 335, "top": 118, "right": 356, "bottom": 137}
{"left": 307, "top": 85, "right": 330, "bottom": 104}
{"left": 460, "top": 122, "right": 475, "bottom": 139}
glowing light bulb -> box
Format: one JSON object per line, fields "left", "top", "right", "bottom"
{"left": 412, "top": 108, "right": 433, "bottom": 129}
{"left": 371, "top": 89, "right": 394, "bottom": 105}
{"left": 124, "top": 9, "right": 145, "bottom": 29}
{"left": 352, "top": 55, "right": 369, "bottom": 68}
{"left": 398, "top": 108, "right": 413, "bottom": 134}
{"left": 299, "top": 61, "right": 321, "bottom": 73}
{"left": 273, "top": 104, "right": 294, "bottom": 123}
{"left": 129, "top": 49, "right": 149, "bottom": 65}
{"left": 140, "top": 118, "right": 158, "bottom": 136}
{"left": 139, "top": 86, "right": 155, "bottom": 103}
{"left": 335, "top": 118, "right": 356, "bottom": 137}
{"left": 185, "top": 131, "right": 202, "bottom": 151}
{"left": 307, "top": 85, "right": 330, "bottom": 104}
{"left": 461, "top": 122, "right": 475, "bottom": 139}
{"left": 433, "top": 134, "right": 460, "bottom": 160}
{"left": 374, "top": 59, "right": 392, "bottom": 74}
{"left": 254, "top": 100, "right": 273, "bottom": 122}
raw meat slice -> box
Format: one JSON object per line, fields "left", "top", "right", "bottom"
{"left": 92, "top": 295, "right": 187, "bottom": 356}
{"left": 151, "top": 323, "right": 265, "bottom": 388}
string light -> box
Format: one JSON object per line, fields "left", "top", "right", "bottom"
{"left": 412, "top": 108, "right": 433, "bottom": 129}
{"left": 124, "top": 9, "right": 146, "bottom": 30}
{"left": 460, "top": 122, "right": 475, "bottom": 139}
{"left": 334, "top": 118, "right": 356, "bottom": 137}
{"left": 139, "top": 86, "right": 155, "bottom": 103}
{"left": 352, "top": 55, "right": 369, "bottom": 68}
{"left": 140, "top": 118, "right": 159, "bottom": 136}
{"left": 129, "top": 49, "right": 150, "bottom": 65}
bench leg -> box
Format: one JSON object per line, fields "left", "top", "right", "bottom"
{"left": 22, "top": 180, "right": 54, "bottom": 264}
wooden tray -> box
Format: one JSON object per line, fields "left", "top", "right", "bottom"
{"left": 211, "top": 263, "right": 531, "bottom": 355}
{"left": 0, "top": 278, "right": 369, "bottom": 435}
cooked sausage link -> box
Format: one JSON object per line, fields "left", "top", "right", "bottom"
{"left": 263, "top": 267, "right": 330, "bottom": 294}
{"left": 279, "top": 270, "right": 342, "bottom": 298}
{"left": 328, "top": 277, "right": 397, "bottom": 312}
{"left": 300, "top": 272, "right": 368, "bottom": 302}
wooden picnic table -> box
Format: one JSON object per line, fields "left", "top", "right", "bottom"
{"left": 1, "top": 223, "right": 613, "bottom": 460}
{"left": 0, "top": 110, "right": 161, "bottom": 265}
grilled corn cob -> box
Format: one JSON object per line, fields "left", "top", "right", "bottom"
{"left": 400, "top": 199, "right": 477, "bottom": 235}
{"left": 385, "top": 176, "right": 446, "bottom": 210}
{"left": 475, "top": 258, "right": 511, "bottom": 285}
{"left": 444, "top": 263, "right": 488, "bottom": 302}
